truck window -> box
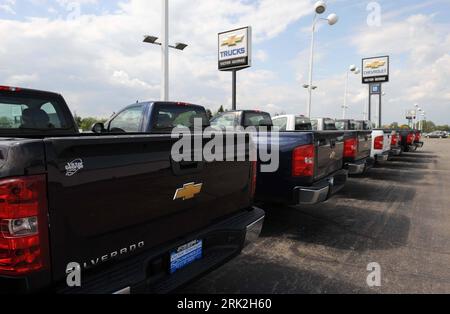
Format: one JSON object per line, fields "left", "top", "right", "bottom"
{"left": 109, "top": 105, "right": 144, "bottom": 132}
{"left": 272, "top": 117, "right": 287, "bottom": 131}
{"left": 352, "top": 121, "right": 362, "bottom": 130}
{"left": 210, "top": 113, "right": 237, "bottom": 128}
{"left": 0, "top": 95, "right": 68, "bottom": 131}
{"left": 295, "top": 117, "right": 312, "bottom": 131}
{"left": 153, "top": 104, "right": 209, "bottom": 131}
{"left": 243, "top": 112, "right": 272, "bottom": 127}
{"left": 323, "top": 119, "right": 337, "bottom": 130}
{"left": 335, "top": 121, "right": 346, "bottom": 130}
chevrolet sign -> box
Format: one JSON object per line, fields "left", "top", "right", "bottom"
{"left": 218, "top": 27, "right": 252, "bottom": 71}
{"left": 362, "top": 56, "right": 389, "bottom": 84}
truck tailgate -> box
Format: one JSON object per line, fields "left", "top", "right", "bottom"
{"left": 314, "top": 131, "right": 345, "bottom": 181}
{"left": 356, "top": 130, "right": 372, "bottom": 160}
{"left": 44, "top": 134, "right": 253, "bottom": 284}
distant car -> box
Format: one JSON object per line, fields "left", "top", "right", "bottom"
{"left": 426, "top": 131, "right": 448, "bottom": 139}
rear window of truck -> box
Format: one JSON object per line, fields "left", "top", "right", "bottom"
{"left": 295, "top": 117, "right": 312, "bottom": 131}
{"left": 0, "top": 93, "right": 70, "bottom": 131}
{"left": 243, "top": 112, "right": 273, "bottom": 127}
{"left": 153, "top": 104, "right": 209, "bottom": 131}
{"left": 336, "top": 121, "right": 360, "bottom": 131}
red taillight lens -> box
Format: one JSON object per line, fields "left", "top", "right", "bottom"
{"left": 344, "top": 138, "right": 357, "bottom": 158}
{"left": 250, "top": 161, "right": 257, "bottom": 198}
{"left": 0, "top": 175, "right": 49, "bottom": 276}
{"left": 391, "top": 135, "right": 399, "bottom": 146}
{"left": 407, "top": 133, "right": 415, "bottom": 144}
{"left": 292, "top": 144, "right": 315, "bottom": 177}
{"left": 374, "top": 136, "right": 384, "bottom": 150}
{"left": 0, "top": 86, "right": 21, "bottom": 92}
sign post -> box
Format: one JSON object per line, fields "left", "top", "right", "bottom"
{"left": 362, "top": 56, "right": 389, "bottom": 126}
{"left": 218, "top": 27, "right": 252, "bottom": 110}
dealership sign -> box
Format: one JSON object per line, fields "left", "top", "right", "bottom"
{"left": 362, "top": 56, "right": 389, "bottom": 84}
{"left": 218, "top": 26, "right": 252, "bottom": 71}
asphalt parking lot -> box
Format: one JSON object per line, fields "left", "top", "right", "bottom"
{"left": 182, "top": 139, "right": 450, "bottom": 294}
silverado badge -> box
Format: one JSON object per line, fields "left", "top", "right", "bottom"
{"left": 173, "top": 183, "right": 203, "bottom": 201}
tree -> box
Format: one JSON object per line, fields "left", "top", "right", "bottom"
{"left": 205, "top": 109, "right": 213, "bottom": 120}
{"left": 390, "top": 122, "right": 399, "bottom": 129}
{"left": 78, "top": 117, "right": 108, "bottom": 131}
{"left": 73, "top": 112, "right": 82, "bottom": 128}
{"left": 0, "top": 117, "right": 13, "bottom": 128}
{"left": 217, "top": 105, "right": 224, "bottom": 114}
{"left": 422, "top": 120, "right": 436, "bottom": 133}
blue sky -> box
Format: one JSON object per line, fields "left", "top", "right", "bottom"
{"left": 1, "top": 0, "right": 449, "bottom": 124}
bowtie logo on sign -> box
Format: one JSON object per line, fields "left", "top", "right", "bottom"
{"left": 221, "top": 35, "right": 245, "bottom": 47}
{"left": 365, "top": 60, "right": 386, "bottom": 69}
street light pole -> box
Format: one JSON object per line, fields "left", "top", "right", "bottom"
{"left": 304, "top": 1, "right": 338, "bottom": 118}
{"left": 306, "top": 15, "right": 317, "bottom": 118}
{"left": 143, "top": 1, "right": 187, "bottom": 102}
{"left": 342, "top": 65, "right": 359, "bottom": 119}
{"left": 161, "top": 0, "right": 169, "bottom": 101}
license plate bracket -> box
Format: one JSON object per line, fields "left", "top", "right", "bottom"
{"left": 170, "top": 240, "right": 203, "bottom": 274}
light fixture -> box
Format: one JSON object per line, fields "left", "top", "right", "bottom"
{"left": 143, "top": 35, "right": 159, "bottom": 44}
{"left": 327, "top": 13, "right": 339, "bottom": 25}
{"left": 314, "top": 1, "right": 327, "bottom": 14}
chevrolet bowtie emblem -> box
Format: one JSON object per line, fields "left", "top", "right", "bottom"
{"left": 221, "top": 35, "right": 244, "bottom": 47}
{"left": 365, "top": 60, "right": 386, "bottom": 69}
{"left": 173, "top": 183, "right": 203, "bottom": 201}
{"left": 330, "top": 151, "right": 337, "bottom": 160}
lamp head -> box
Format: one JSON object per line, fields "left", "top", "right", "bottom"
{"left": 143, "top": 35, "right": 158, "bottom": 44}
{"left": 327, "top": 13, "right": 339, "bottom": 25}
{"left": 314, "top": 1, "right": 327, "bottom": 14}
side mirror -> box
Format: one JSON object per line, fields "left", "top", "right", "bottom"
{"left": 91, "top": 122, "right": 106, "bottom": 134}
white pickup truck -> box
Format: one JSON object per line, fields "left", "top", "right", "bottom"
{"left": 355, "top": 121, "right": 392, "bottom": 163}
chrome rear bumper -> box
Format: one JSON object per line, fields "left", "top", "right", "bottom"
{"left": 295, "top": 170, "right": 348, "bottom": 205}
{"left": 244, "top": 215, "right": 265, "bottom": 246}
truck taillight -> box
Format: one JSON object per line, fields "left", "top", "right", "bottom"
{"left": 344, "top": 138, "right": 357, "bottom": 158}
{"left": 250, "top": 161, "right": 257, "bottom": 198}
{"left": 0, "top": 86, "right": 21, "bottom": 92}
{"left": 416, "top": 133, "right": 421, "bottom": 142}
{"left": 391, "top": 135, "right": 399, "bottom": 146}
{"left": 374, "top": 136, "right": 384, "bottom": 150}
{"left": 0, "top": 175, "right": 49, "bottom": 276}
{"left": 292, "top": 144, "right": 315, "bottom": 177}
{"left": 407, "top": 133, "right": 415, "bottom": 144}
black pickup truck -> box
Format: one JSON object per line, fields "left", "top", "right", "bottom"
{"left": 211, "top": 111, "right": 348, "bottom": 206}
{"left": 0, "top": 86, "right": 264, "bottom": 294}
